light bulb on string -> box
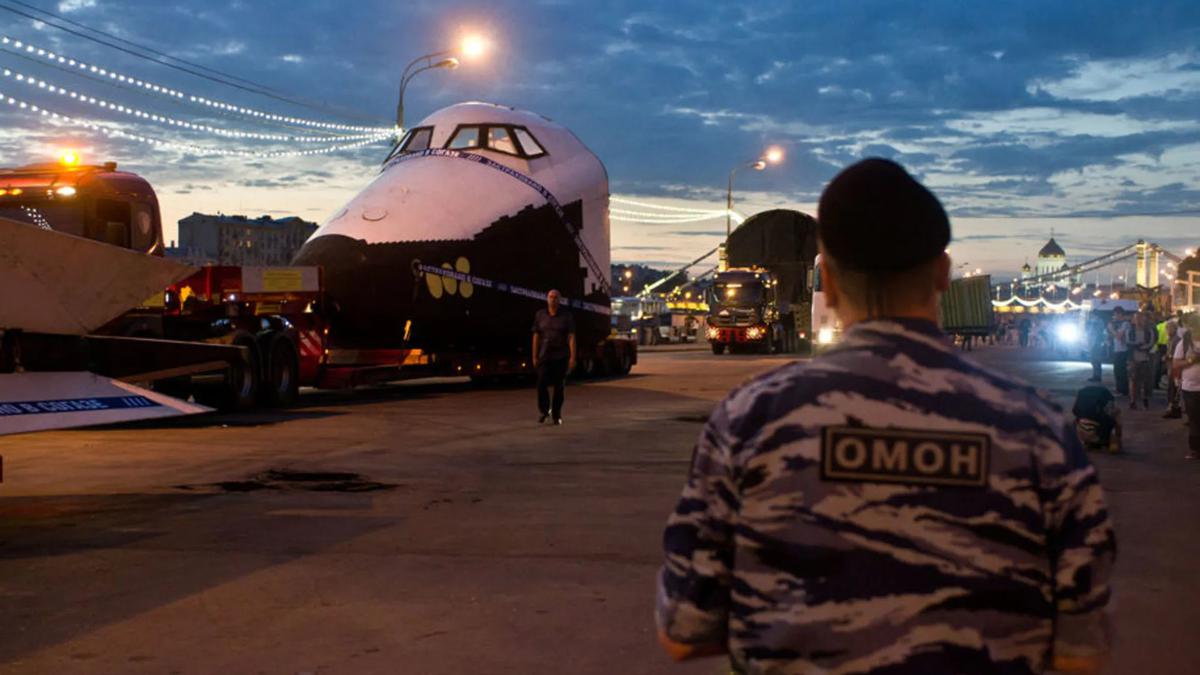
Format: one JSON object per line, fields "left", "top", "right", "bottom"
{"left": 0, "top": 68, "right": 391, "bottom": 146}
{"left": 0, "top": 34, "right": 393, "bottom": 134}
{"left": 0, "top": 90, "right": 391, "bottom": 159}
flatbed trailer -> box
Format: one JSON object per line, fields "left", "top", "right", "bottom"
{"left": 102, "top": 264, "right": 636, "bottom": 411}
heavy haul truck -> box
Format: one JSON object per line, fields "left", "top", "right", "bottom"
{"left": 706, "top": 209, "right": 819, "bottom": 354}
{"left": 0, "top": 103, "right": 636, "bottom": 437}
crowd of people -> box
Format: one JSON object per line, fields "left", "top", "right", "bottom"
{"left": 1072, "top": 307, "right": 1200, "bottom": 459}
{"left": 954, "top": 308, "right": 1199, "bottom": 459}
{"left": 991, "top": 315, "right": 1049, "bottom": 349}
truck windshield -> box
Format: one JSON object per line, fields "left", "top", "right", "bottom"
{"left": 0, "top": 202, "right": 85, "bottom": 234}
{"left": 714, "top": 282, "right": 765, "bottom": 306}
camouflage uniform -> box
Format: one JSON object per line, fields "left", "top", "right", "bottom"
{"left": 657, "top": 318, "right": 1116, "bottom": 674}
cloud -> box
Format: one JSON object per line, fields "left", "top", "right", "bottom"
{"left": 1030, "top": 51, "right": 1200, "bottom": 102}
{"left": 210, "top": 40, "right": 246, "bottom": 56}
{"left": 57, "top": 0, "right": 96, "bottom": 12}
{"left": 946, "top": 107, "right": 1199, "bottom": 138}
{"left": 280, "top": 54, "right": 304, "bottom": 63}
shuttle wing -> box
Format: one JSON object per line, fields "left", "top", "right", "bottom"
{"left": 0, "top": 217, "right": 195, "bottom": 335}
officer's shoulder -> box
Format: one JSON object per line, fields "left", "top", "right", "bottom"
{"left": 717, "top": 356, "right": 846, "bottom": 430}
{"left": 957, "top": 353, "right": 1072, "bottom": 430}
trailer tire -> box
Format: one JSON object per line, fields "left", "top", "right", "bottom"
{"left": 711, "top": 343, "right": 726, "bottom": 355}
{"left": 194, "top": 336, "right": 259, "bottom": 412}
{"left": 613, "top": 350, "right": 633, "bottom": 375}
{"left": 261, "top": 335, "right": 299, "bottom": 408}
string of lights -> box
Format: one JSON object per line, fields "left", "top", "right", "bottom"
{"left": 0, "top": 89, "right": 392, "bottom": 158}
{"left": 0, "top": 2, "right": 386, "bottom": 125}
{"left": 4, "top": 0, "right": 291, "bottom": 94}
{"left": 0, "top": 65, "right": 388, "bottom": 143}
{"left": 610, "top": 210, "right": 746, "bottom": 226}
{"left": 610, "top": 196, "right": 726, "bottom": 214}
{"left": 0, "top": 45, "right": 328, "bottom": 135}
{"left": 0, "top": 34, "right": 395, "bottom": 134}
{"left": 610, "top": 209, "right": 730, "bottom": 223}
{"left": 609, "top": 196, "right": 747, "bottom": 225}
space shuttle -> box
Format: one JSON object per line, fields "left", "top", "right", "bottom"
{"left": 293, "top": 102, "right": 614, "bottom": 361}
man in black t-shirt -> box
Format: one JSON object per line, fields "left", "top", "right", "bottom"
{"left": 532, "top": 289, "right": 576, "bottom": 424}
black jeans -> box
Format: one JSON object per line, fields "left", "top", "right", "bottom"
{"left": 1112, "top": 352, "right": 1129, "bottom": 395}
{"left": 1184, "top": 391, "right": 1200, "bottom": 454}
{"left": 537, "top": 357, "right": 569, "bottom": 420}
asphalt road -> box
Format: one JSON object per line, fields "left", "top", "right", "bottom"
{"left": 0, "top": 345, "right": 1196, "bottom": 674}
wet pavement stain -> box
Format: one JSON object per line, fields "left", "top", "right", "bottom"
{"left": 175, "top": 469, "right": 398, "bottom": 494}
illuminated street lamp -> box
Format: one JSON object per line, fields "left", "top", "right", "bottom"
{"left": 395, "top": 34, "right": 489, "bottom": 132}
{"left": 726, "top": 146, "right": 784, "bottom": 238}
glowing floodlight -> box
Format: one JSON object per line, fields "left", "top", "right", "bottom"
{"left": 461, "top": 35, "right": 488, "bottom": 59}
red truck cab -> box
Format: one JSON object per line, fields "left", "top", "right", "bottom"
{"left": 0, "top": 156, "right": 164, "bottom": 255}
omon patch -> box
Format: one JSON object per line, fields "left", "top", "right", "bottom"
{"left": 820, "top": 426, "right": 989, "bottom": 487}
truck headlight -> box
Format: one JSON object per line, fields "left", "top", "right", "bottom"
{"left": 818, "top": 327, "right": 836, "bottom": 345}
{"left": 706, "top": 326, "right": 721, "bottom": 340}
{"left": 746, "top": 325, "right": 765, "bottom": 340}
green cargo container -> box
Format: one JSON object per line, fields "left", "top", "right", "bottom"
{"left": 940, "top": 275, "right": 994, "bottom": 335}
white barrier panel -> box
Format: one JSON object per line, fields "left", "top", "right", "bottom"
{"left": 0, "top": 371, "right": 209, "bottom": 436}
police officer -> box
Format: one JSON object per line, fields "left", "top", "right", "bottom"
{"left": 655, "top": 158, "right": 1116, "bottom": 674}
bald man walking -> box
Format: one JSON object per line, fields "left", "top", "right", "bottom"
{"left": 532, "top": 289, "right": 576, "bottom": 425}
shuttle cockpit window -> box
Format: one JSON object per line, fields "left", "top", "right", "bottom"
{"left": 402, "top": 127, "right": 433, "bottom": 153}
{"left": 443, "top": 124, "right": 549, "bottom": 159}
{"left": 512, "top": 127, "right": 547, "bottom": 158}
{"left": 488, "top": 127, "right": 518, "bottom": 155}
{"left": 448, "top": 126, "right": 482, "bottom": 149}
{"left": 383, "top": 126, "right": 434, "bottom": 165}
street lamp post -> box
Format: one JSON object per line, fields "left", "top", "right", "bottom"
{"left": 396, "top": 53, "right": 459, "bottom": 130}
{"left": 394, "top": 35, "right": 488, "bottom": 135}
{"left": 726, "top": 161, "right": 763, "bottom": 239}
{"left": 726, "top": 147, "right": 784, "bottom": 238}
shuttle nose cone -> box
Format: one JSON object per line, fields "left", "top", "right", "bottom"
{"left": 307, "top": 155, "right": 544, "bottom": 246}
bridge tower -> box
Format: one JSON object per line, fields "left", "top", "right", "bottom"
{"left": 1136, "top": 240, "right": 1160, "bottom": 289}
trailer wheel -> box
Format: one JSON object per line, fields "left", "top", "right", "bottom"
{"left": 711, "top": 343, "right": 726, "bottom": 355}
{"left": 261, "top": 335, "right": 299, "bottom": 408}
{"left": 616, "top": 351, "right": 633, "bottom": 375}
{"left": 194, "top": 337, "right": 259, "bottom": 412}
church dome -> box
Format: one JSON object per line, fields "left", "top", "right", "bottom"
{"left": 1021, "top": 262, "right": 1032, "bottom": 272}
{"left": 1038, "top": 237, "right": 1066, "bottom": 258}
